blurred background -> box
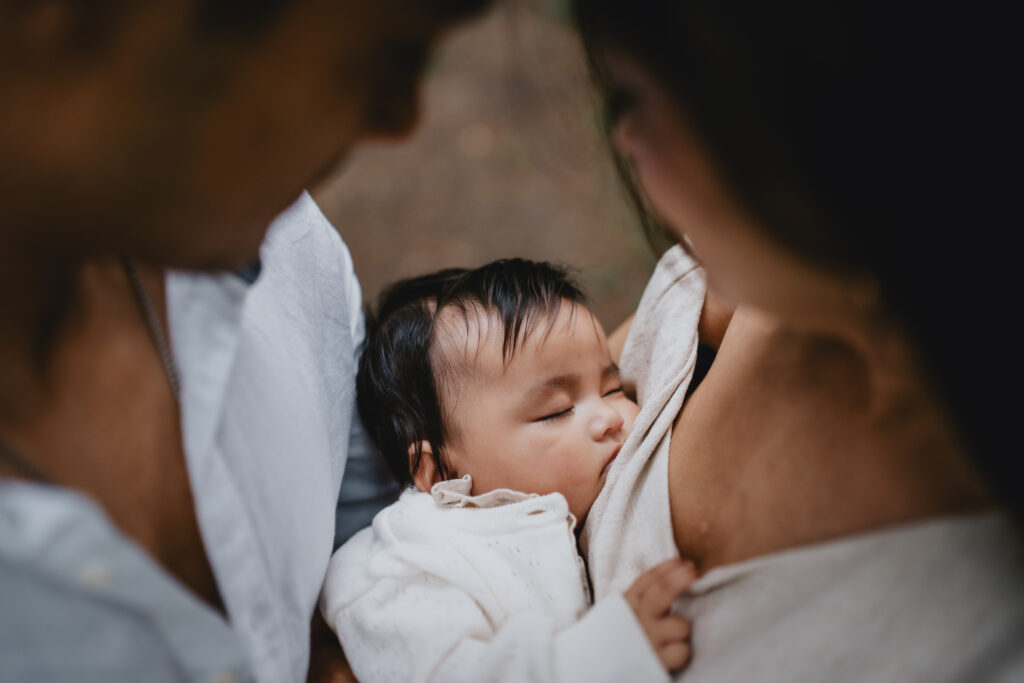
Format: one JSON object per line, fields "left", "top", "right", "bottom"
{"left": 312, "top": 0, "right": 655, "bottom": 330}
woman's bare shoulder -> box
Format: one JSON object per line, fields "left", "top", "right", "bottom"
{"left": 666, "top": 309, "right": 908, "bottom": 571}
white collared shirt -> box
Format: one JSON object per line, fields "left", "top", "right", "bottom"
{"left": 0, "top": 192, "right": 397, "bottom": 682}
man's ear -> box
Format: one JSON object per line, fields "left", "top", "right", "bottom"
{"left": 410, "top": 441, "right": 445, "bottom": 492}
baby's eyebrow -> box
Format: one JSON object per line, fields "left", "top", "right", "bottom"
{"left": 524, "top": 373, "right": 579, "bottom": 403}
{"left": 523, "top": 364, "right": 620, "bottom": 404}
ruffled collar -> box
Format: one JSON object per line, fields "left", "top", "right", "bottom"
{"left": 430, "top": 475, "right": 538, "bottom": 509}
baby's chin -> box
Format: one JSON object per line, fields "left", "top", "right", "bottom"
{"left": 574, "top": 465, "right": 622, "bottom": 531}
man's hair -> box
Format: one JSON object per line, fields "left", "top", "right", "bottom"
{"left": 5, "top": 0, "right": 492, "bottom": 50}
{"left": 356, "top": 259, "right": 587, "bottom": 488}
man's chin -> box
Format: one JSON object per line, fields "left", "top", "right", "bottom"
{"left": 180, "top": 242, "right": 266, "bottom": 274}
{"left": 132, "top": 228, "right": 268, "bottom": 274}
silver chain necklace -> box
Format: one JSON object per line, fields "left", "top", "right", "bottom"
{"left": 122, "top": 258, "right": 181, "bottom": 398}
{"left": 0, "top": 259, "right": 180, "bottom": 483}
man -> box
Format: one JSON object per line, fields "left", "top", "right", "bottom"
{"left": 0, "top": 1, "right": 489, "bottom": 680}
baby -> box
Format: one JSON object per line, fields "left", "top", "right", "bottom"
{"left": 320, "top": 259, "right": 693, "bottom": 682}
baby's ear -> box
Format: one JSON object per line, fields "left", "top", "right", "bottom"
{"left": 410, "top": 441, "right": 445, "bottom": 492}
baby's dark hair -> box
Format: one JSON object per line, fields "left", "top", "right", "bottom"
{"left": 357, "top": 259, "right": 587, "bottom": 488}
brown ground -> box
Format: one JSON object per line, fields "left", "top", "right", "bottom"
{"left": 311, "top": 0, "right": 656, "bottom": 330}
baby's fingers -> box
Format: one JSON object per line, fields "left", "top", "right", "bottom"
{"left": 652, "top": 615, "right": 691, "bottom": 645}
{"left": 638, "top": 562, "right": 695, "bottom": 617}
{"left": 658, "top": 641, "right": 692, "bottom": 672}
{"left": 626, "top": 558, "right": 685, "bottom": 600}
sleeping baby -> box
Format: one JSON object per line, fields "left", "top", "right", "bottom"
{"left": 319, "top": 259, "right": 693, "bottom": 682}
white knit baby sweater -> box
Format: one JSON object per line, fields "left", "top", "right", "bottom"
{"left": 320, "top": 475, "right": 666, "bottom": 683}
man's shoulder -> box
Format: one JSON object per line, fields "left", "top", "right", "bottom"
{"left": 261, "top": 191, "right": 347, "bottom": 260}
{"left": 258, "top": 191, "right": 358, "bottom": 294}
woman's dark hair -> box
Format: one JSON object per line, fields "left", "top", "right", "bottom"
{"left": 574, "top": 0, "right": 1019, "bottom": 514}
{"left": 357, "top": 259, "right": 587, "bottom": 488}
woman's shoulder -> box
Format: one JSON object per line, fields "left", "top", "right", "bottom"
{"left": 667, "top": 308, "right": 991, "bottom": 569}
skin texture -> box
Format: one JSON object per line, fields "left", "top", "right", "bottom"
{"left": 605, "top": 53, "right": 991, "bottom": 573}
{"left": 414, "top": 304, "right": 640, "bottom": 524}
{"left": 0, "top": 2, "right": 486, "bottom": 680}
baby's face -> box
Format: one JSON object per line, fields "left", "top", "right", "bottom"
{"left": 439, "top": 303, "right": 639, "bottom": 522}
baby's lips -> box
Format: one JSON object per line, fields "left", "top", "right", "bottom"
{"left": 601, "top": 443, "right": 623, "bottom": 476}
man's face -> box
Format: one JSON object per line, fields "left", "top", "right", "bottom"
{"left": 0, "top": 0, "right": 481, "bottom": 268}
{"left": 439, "top": 304, "right": 640, "bottom": 523}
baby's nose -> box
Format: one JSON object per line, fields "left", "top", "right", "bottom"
{"left": 591, "top": 402, "right": 625, "bottom": 440}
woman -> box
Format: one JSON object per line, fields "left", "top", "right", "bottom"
{"left": 573, "top": 0, "right": 1023, "bottom": 679}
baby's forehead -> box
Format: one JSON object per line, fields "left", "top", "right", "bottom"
{"left": 431, "top": 299, "right": 594, "bottom": 377}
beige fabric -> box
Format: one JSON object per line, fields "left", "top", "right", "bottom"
{"left": 580, "top": 245, "right": 705, "bottom": 598}
{"left": 679, "top": 511, "right": 1024, "bottom": 681}
{"left": 432, "top": 474, "right": 542, "bottom": 509}
{"left": 582, "top": 245, "right": 1024, "bottom": 681}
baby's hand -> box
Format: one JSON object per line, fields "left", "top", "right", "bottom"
{"left": 624, "top": 558, "right": 696, "bottom": 672}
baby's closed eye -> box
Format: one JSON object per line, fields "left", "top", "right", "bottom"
{"left": 537, "top": 406, "right": 574, "bottom": 422}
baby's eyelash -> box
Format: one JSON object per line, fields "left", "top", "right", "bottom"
{"left": 539, "top": 407, "right": 574, "bottom": 422}
{"left": 535, "top": 386, "right": 621, "bottom": 422}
